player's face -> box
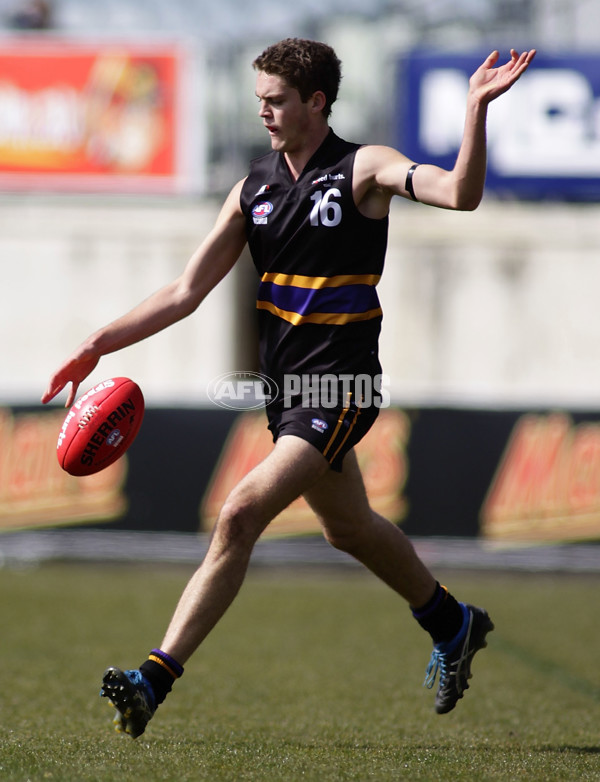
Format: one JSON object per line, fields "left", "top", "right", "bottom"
{"left": 255, "top": 72, "right": 315, "bottom": 154}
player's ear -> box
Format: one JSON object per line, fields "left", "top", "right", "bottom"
{"left": 309, "top": 90, "right": 327, "bottom": 114}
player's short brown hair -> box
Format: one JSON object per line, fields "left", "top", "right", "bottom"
{"left": 253, "top": 38, "right": 342, "bottom": 118}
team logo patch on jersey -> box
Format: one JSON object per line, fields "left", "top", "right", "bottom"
{"left": 252, "top": 201, "right": 274, "bottom": 224}
{"left": 311, "top": 418, "right": 328, "bottom": 434}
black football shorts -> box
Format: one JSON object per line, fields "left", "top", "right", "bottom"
{"left": 266, "top": 392, "right": 380, "bottom": 472}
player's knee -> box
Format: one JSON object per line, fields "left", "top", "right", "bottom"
{"left": 215, "top": 496, "right": 265, "bottom": 549}
{"left": 322, "top": 523, "right": 364, "bottom": 554}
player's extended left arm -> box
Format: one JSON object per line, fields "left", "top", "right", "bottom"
{"left": 412, "top": 49, "right": 536, "bottom": 211}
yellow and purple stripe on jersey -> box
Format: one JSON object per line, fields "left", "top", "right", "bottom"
{"left": 256, "top": 272, "right": 382, "bottom": 326}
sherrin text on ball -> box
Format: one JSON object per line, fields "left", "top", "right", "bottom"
{"left": 56, "top": 377, "right": 144, "bottom": 476}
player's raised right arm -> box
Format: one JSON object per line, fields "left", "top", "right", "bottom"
{"left": 42, "top": 180, "right": 248, "bottom": 407}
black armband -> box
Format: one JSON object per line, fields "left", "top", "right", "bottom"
{"left": 405, "top": 163, "right": 419, "bottom": 202}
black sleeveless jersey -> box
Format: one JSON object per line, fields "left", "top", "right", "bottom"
{"left": 239, "top": 131, "right": 389, "bottom": 392}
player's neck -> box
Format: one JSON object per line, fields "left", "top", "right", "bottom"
{"left": 284, "top": 125, "right": 330, "bottom": 181}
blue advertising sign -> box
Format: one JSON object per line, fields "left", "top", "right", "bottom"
{"left": 397, "top": 52, "right": 600, "bottom": 200}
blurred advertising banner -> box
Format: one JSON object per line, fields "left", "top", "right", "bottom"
{"left": 0, "top": 405, "right": 236, "bottom": 534}
{"left": 0, "top": 407, "right": 127, "bottom": 530}
{"left": 404, "top": 409, "right": 600, "bottom": 545}
{"left": 0, "top": 37, "right": 201, "bottom": 193}
{"left": 398, "top": 52, "right": 600, "bottom": 200}
{"left": 481, "top": 413, "right": 600, "bottom": 543}
{"left": 5, "top": 405, "right": 600, "bottom": 545}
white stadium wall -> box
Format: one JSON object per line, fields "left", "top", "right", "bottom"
{"left": 2, "top": 196, "right": 600, "bottom": 409}
{"left": 382, "top": 199, "right": 600, "bottom": 408}
{"left": 0, "top": 198, "right": 237, "bottom": 406}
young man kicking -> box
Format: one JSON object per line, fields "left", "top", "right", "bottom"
{"left": 42, "top": 38, "right": 535, "bottom": 737}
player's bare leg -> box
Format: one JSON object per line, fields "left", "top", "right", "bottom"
{"left": 159, "top": 435, "right": 330, "bottom": 663}
{"left": 304, "top": 449, "right": 494, "bottom": 714}
{"left": 102, "top": 435, "right": 330, "bottom": 736}
{"left": 303, "top": 449, "right": 436, "bottom": 606}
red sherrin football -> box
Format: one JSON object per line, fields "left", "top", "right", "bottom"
{"left": 56, "top": 377, "right": 144, "bottom": 476}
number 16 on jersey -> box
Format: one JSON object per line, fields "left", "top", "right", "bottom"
{"left": 310, "top": 188, "right": 342, "bottom": 227}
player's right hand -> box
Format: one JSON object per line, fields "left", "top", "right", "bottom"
{"left": 42, "top": 353, "right": 100, "bottom": 408}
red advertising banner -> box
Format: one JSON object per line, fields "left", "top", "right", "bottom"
{"left": 0, "top": 37, "right": 194, "bottom": 193}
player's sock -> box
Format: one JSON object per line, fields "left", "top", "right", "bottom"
{"left": 139, "top": 648, "right": 184, "bottom": 706}
{"left": 410, "top": 582, "right": 465, "bottom": 644}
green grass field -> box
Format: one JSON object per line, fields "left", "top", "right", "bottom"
{"left": 0, "top": 561, "right": 598, "bottom": 781}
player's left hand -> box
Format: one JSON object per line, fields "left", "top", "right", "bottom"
{"left": 469, "top": 49, "right": 536, "bottom": 105}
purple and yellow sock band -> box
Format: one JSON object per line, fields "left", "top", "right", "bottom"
{"left": 148, "top": 648, "right": 184, "bottom": 679}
